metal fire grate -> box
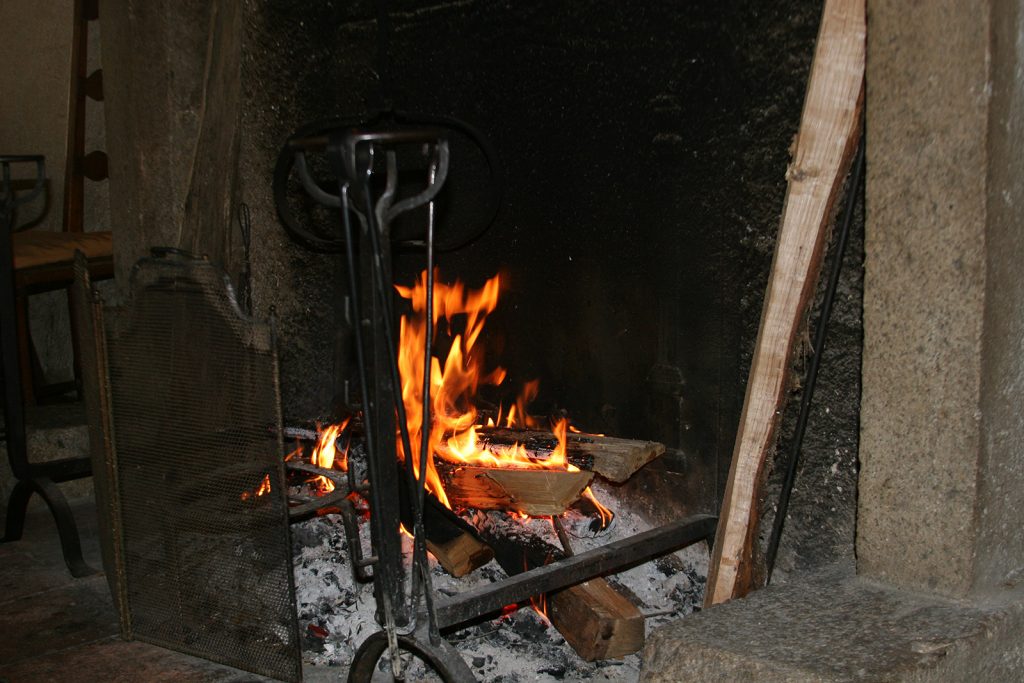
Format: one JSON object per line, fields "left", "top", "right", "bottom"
{"left": 105, "top": 252, "right": 301, "bottom": 682}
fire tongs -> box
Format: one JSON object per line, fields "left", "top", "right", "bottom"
{"left": 280, "top": 126, "right": 717, "bottom": 682}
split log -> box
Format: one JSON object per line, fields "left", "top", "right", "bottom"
{"left": 475, "top": 514, "right": 645, "bottom": 661}
{"left": 419, "top": 496, "right": 494, "bottom": 578}
{"left": 704, "top": 0, "right": 865, "bottom": 607}
{"left": 475, "top": 426, "right": 665, "bottom": 483}
{"left": 445, "top": 466, "right": 594, "bottom": 516}
{"left": 570, "top": 435, "right": 664, "bottom": 483}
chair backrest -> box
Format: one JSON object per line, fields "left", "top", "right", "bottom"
{"left": 62, "top": 0, "right": 106, "bottom": 235}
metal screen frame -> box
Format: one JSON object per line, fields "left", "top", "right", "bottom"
{"left": 104, "top": 252, "right": 302, "bottom": 682}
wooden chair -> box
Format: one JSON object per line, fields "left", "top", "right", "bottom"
{"left": 12, "top": 0, "right": 113, "bottom": 405}
{"left": 2, "top": 156, "right": 97, "bottom": 578}
{"left": 0, "top": 0, "right": 108, "bottom": 579}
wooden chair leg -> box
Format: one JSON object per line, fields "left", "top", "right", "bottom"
{"left": 34, "top": 475, "right": 98, "bottom": 577}
{"left": 14, "top": 290, "right": 35, "bottom": 406}
{"left": 2, "top": 476, "right": 99, "bottom": 578}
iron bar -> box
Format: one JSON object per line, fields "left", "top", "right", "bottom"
{"left": 435, "top": 514, "right": 717, "bottom": 629}
{"left": 765, "top": 137, "right": 865, "bottom": 582}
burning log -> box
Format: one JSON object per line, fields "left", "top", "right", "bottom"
{"left": 285, "top": 427, "right": 493, "bottom": 577}
{"left": 395, "top": 464, "right": 494, "bottom": 578}
{"left": 420, "top": 497, "right": 494, "bottom": 578}
{"left": 445, "top": 466, "right": 594, "bottom": 516}
{"left": 476, "top": 426, "right": 665, "bottom": 483}
{"left": 474, "top": 513, "right": 645, "bottom": 661}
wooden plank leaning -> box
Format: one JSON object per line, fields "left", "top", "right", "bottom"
{"left": 704, "top": 0, "right": 866, "bottom": 606}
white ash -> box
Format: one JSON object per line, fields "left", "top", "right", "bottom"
{"left": 291, "top": 478, "right": 707, "bottom": 680}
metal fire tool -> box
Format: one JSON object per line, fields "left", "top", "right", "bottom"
{"left": 285, "top": 126, "right": 470, "bottom": 681}
{"left": 278, "top": 125, "right": 718, "bottom": 682}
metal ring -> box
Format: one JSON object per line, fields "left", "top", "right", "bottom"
{"left": 347, "top": 629, "right": 475, "bottom": 683}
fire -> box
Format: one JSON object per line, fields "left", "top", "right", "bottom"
{"left": 529, "top": 591, "right": 550, "bottom": 624}
{"left": 310, "top": 419, "right": 351, "bottom": 493}
{"left": 526, "top": 551, "right": 553, "bottom": 624}
{"left": 395, "top": 271, "right": 503, "bottom": 507}
{"left": 441, "top": 417, "right": 577, "bottom": 472}
{"left": 241, "top": 474, "right": 271, "bottom": 501}
{"left": 396, "top": 271, "right": 588, "bottom": 511}
{"left": 505, "top": 379, "right": 540, "bottom": 429}
{"left": 582, "top": 487, "right": 614, "bottom": 529}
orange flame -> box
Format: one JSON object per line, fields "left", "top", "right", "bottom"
{"left": 509, "top": 380, "right": 541, "bottom": 428}
{"left": 582, "top": 486, "right": 614, "bottom": 529}
{"left": 394, "top": 270, "right": 606, "bottom": 516}
{"left": 396, "top": 271, "right": 505, "bottom": 507}
{"left": 529, "top": 591, "right": 550, "bottom": 624}
{"left": 241, "top": 474, "right": 271, "bottom": 501}
{"left": 284, "top": 442, "right": 303, "bottom": 461}
{"left": 438, "top": 417, "right": 577, "bottom": 472}
{"left": 310, "top": 419, "right": 351, "bottom": 493}
{"left": 526, "top": 551, "right": 553, "bottom": 624}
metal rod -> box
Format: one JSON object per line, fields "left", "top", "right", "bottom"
{"left": 332, "top": 160, "right": 401, "bottom": 637}
{"left": 552, "top": 515, "right": 575, "bottom": 556}
{"left": 764, "top": 138, "right": 865, "bottom": 583}
{"left": 435, "top": 514, "right": 717, "bottom": 629}
{"left": 414, "top": 151, "right": 440, "bottom": 641}
{"left": 360, "top": 175, "right": 418, "bottom": 485}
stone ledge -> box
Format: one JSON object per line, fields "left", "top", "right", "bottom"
{"left": 641, "top": 563, "right": 1024, "bottom": 682}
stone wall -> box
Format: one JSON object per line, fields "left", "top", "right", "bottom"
{"left": 860, "top": 0, "right": 1024, "bottom": 598}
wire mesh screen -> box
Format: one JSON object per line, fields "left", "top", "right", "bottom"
{"left": 106, "top": 254, "right": 301, "bottom": 682}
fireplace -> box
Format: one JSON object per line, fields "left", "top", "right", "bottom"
{"left": 94, "top": 0, "right": 863, "bottom": 680}
{"left": 229, "top": 0, "right": 839, "bottom": 524}
{"left": 9, "top": 0, "right": 1024, "bottom": 680}
{"left": 89, "top": 105, "right": 735, "bottom": 670}
{"left": 231, "top": 0, "right": 857, "bottom": 575}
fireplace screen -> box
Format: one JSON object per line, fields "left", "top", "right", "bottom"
{"left": 105, "top": 252, "right": 301, "bottom": 682}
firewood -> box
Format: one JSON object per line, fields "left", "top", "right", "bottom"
{"left": 445, "top": 466, "right": 594, "bottom": 516}
{"left": 475, "top": 514, "right": 644, "bottom": 660}
{"left": 569, "top": 435, "right": 664, "bottom": 483}
{"left": 420, "top": 498, "right": 494, "bottom": 577}
{"left": 705, "top": 0, "right": 865, "bottom": 607}
{"left": 426, "top": 532, "right": 494, "bottom": 579}
{"left": 475, "top": 426, "right": 665, "bottom": 482}
{"left": 395, "top": 464, "right": 494, "bottom": 577}
{"left": 549, "top": 578, "right": 644, "bottom": 661}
